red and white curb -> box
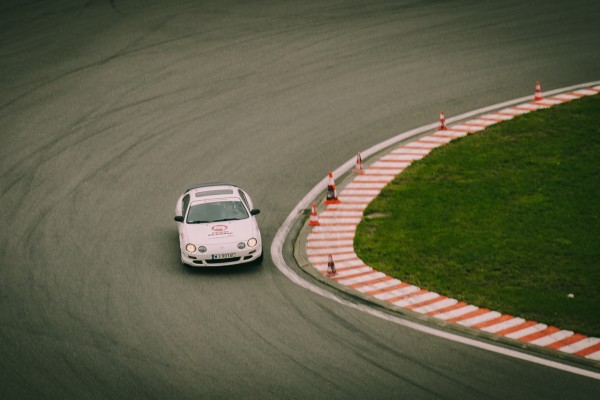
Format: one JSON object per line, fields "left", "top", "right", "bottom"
{"left": 306, "top": 84, "right": 600, "bottom": 361}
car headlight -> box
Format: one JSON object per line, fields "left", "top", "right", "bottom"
{"left": 198, "top": 246, "right": 207, "bottom": 253}
{"left": 186, "top": 243, "right": 196, "bottom": 253}
{"left": 247, "top": 238, "right": 257, "bottom": 248}
{"left": 237, "top": 242, "right": 246, "bottom": 250}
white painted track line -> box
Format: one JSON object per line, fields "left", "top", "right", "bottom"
{"left": 271, "top": 80, "right": 600, "bottom": 380}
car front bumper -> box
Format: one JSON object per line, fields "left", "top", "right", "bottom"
{"left": 180, "top": 245, "right": 262, "bottom": 267}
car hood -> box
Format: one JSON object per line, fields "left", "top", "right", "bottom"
{"left": 183, "top": 219, "right": 256, "bottom": 244}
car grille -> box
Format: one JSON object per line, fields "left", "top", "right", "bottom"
{"left": 205, "top": 257, "right": 242, "bottom": 264}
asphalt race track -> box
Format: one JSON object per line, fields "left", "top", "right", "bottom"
{"left": 1, "top": 1, "right": 600, "bottom": 399}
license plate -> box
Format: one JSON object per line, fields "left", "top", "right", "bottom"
{"left": 212, "top": 253, "right": 235, "bottom": 260}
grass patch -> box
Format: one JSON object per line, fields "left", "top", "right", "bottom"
{"left": 355, "top": 95, "right": 600, "bottom": 337}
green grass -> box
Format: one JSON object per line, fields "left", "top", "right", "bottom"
{"left": 354, "top": 95, "right": 600, "bottom": 337}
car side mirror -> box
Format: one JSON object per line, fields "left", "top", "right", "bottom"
{"left": 250, "top": 209, "right": 260, "bottom": 216}
{"left": 174, "top": 215, "right": 184, "bottom": 223}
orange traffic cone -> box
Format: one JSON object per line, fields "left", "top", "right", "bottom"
{"left": 326, "top": 254, "right": 336, "bottom": 276}
{"left": 324, "top": 171, "right": 341, "bottom": 204}
{"left": 308, "top": 202, "right": 320, "bottom": 226}
{"left": 438, "top": 111, "right": 447, "bottom": 130}
{"left": 534, "top": 81, "right": 543, "bottom": 102}
{"left": 353, "top": 153, "right": 364, "bottom": 175}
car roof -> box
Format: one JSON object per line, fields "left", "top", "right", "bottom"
{"left": 184, "top": 182, "right": 239, "bottom": 193}
{"left": 184, "top": 183, "right": 243, "bottom": 201}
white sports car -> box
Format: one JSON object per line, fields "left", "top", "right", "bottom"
{"left": 174, "top": 183, "right": 262, "bottom": 267}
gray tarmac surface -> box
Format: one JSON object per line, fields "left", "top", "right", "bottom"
{"left": 1, "top": 1, "right": 600, "bottom": 399}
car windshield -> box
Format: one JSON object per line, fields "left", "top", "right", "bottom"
{"left": 186, "top": 200, "right": 249, "bottom": 224}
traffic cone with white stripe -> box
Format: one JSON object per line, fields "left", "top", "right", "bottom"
{"left": 438, "top": 111, "right": 447, "bottom": 130}
{"left": 353, "top": 152, "right": 364, "bottom": 175}
{"left": 534, "top": 81, "right": 543, "bottom": 102}
{"left": 308, "top": 202, "right": 320, "bottom": 226}
{"left": 324, "top": 171, "right": 341, "bottom": 204}
{"left": 326, "top": 254, "right": 336, "bottom": 276}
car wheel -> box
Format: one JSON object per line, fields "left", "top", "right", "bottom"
{"left": 255, "top": 248, "right": 264, "bottom": 264}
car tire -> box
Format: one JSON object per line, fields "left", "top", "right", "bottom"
{"left": 255, "top": 248, "right": 264, "bottom": 264}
